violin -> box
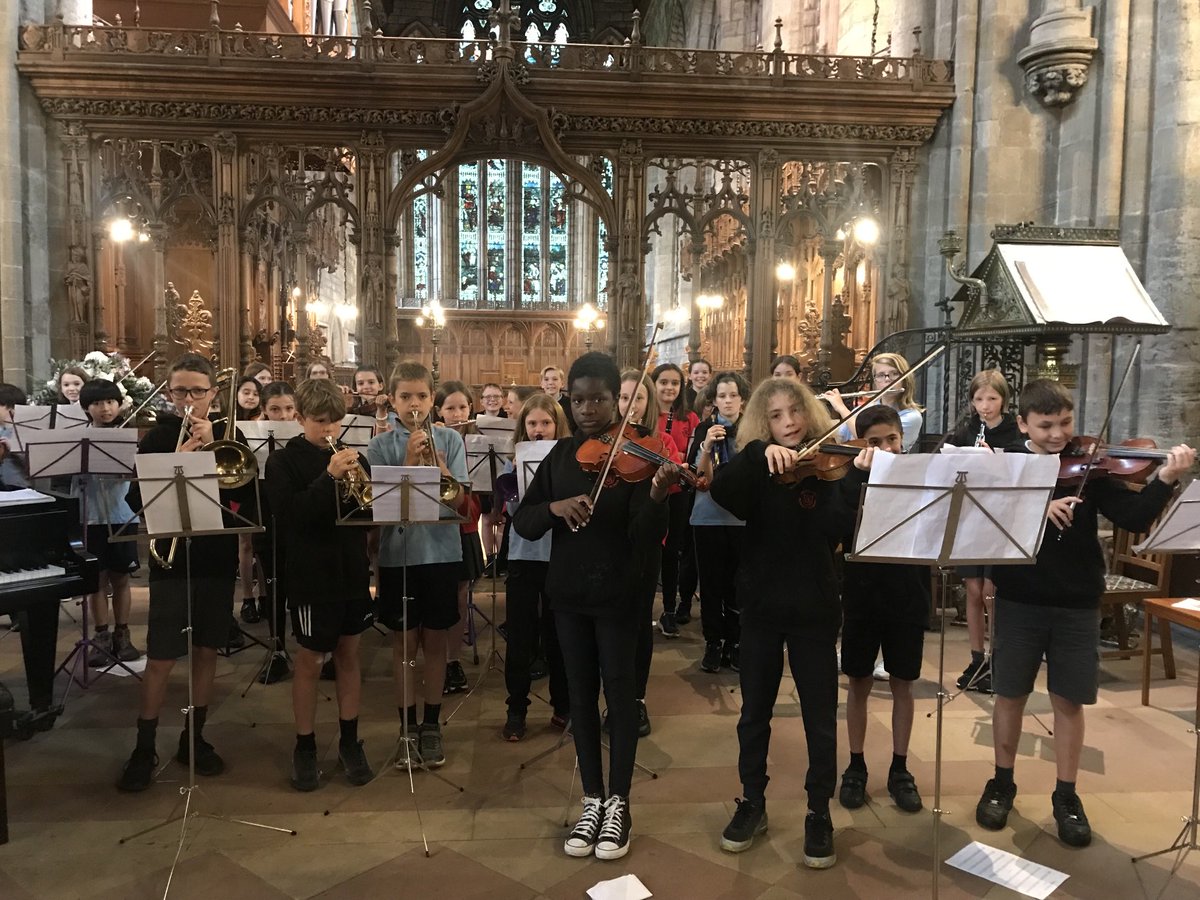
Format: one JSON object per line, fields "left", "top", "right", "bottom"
{"left": 773, "top": 440, "right": 866, "bottom": 484}
{"left": 1057, "top": 436, "right": 1172, "bottom": 486}
{"left": 576, "top": 422, "right": 709, "bottom": 491}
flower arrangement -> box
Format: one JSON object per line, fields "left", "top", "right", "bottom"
{"left": 35, "top": 351, "right": 159, "bottom": 413}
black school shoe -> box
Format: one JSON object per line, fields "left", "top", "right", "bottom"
{"left": 802, "top": 810, "right": 836, "bottom": 869}
{"left": 240, "top": 598, "right": 261, "bottom": 624}
{"left": 976, "top": 778, "right": 1017, "bottom": 829}
{"left": 674, "top": 602, "right": 692, "bottom": 625}
{"left": 116, "top": 746, "right": 158, "bottom": 792}
{"left": 176, "top": 731, "right": 225, "bottom": 777}
{"left": 443, "top": 660, "right": 468, "bottom": 695}
{"left": 700, "top": 641, "right": 722, "bottom": 673}
{"left": 636, "top": 700, "right": 651, "bottom": 738}
{"left": 1052, "top": 790, "right": 1092, "bottom": 847}
{"left": 887, "top": 769, "right": 923, "bottom": 812}
{"left": 339, "top": 740, "right": 375, "bottom": 786}
{"left": 291, "top": 746, "right": 320, "bottom": 792}
{"left": 503, "top": 710, "right": 527, "bottom": 742}
{"left": 838, "top": 768, "right": 868, "bottom": 809}
{"left": 720, "top": 797, "right": 767, "bottom": 852}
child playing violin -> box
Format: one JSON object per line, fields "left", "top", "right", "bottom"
{"left": 708, "top": 377, "right": 855, "bottom": 869}
{"left": 976, "top": 379, "right": 1194, "bottom": 848}
{"left": 837, "top": 405, "right": 930, "bottom": 815}
{"left": 513, "top": 352, "right": 678, "bottom": 861}
{"left": 651, "top": 363, "right": 699, "bottom": 638}
{"left": 945, "top": 369, "right": 1022, "bottom": 693}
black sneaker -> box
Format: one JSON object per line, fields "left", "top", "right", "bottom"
{"left": 956, "top": 658, "right": 983, "bottom": 690}
{"left": 417, "top": 723, "right": 445, "bottom": 768}
{"left": 802, "top": 810, "right": 836, "bottom": 869}
{"left": 339, "top": 740, "right": 374, "bottom": 786}
{"left": 675, "top": 603, "right": 692, "bottom": 625}
{"left": 726, "top": 641, "right": 740, "bottom": 672}
{"left": 443, "top": 660, "right": 468, "bottom": 695}
{"left": 595, "top": 795, "right": 632, "bottom": 860}
{"left": 839, "top": 768, "right": 868, "bottom": 809}
{"left": 564, "top": 795, "right": 605, "bottom": 857}
{"left": 720, "top": 797, "right": 767, "bottom": 852}
{"left": 291, "top": 746, "right": 320, "bottom": 792}
{"left": 503, "top": 711, "right": 527, "bottom": 742}
{"left": 658, "top": 611, "right": 679, "bottom": 638}
{"left": 529, "top": 656, "right": 549, "bottom": 680}
{"left": 701, "top": 641, "right": 722, "bottom": 673}
{"left": 116, "top": 746, "right": 158, "bottom": 792}
{"left": 887, "top": 769, "right": 923, "bottom": 812}
{"left": 240, "top": 598, "right": 262, "bottom": 624}
{"left": 113, "top": 625, "right": 143, "bottom": 662}
{"left": 636, "top": 699, "right": 651, "bottom": 738}
{"left": 176, "top": 732, "right": 225, "bottom": 777}
{"left": 259, "top": 651, "right": 291, "bottom": 685}
{"left": 227, "top": 619, "right": 246, "bottom": 650}
{"left": 1052, "top": 790, "right": 1092, "bottom": 847}
{"left": 320, "top": 657, "right": 336, "bottom": 681}
{"left": 969, "top": 668, "right": 994, "bottom": 694}
{"left": 976, "top": 778, "right": 1017, "bottom": 830}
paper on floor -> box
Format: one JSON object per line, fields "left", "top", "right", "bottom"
{"left": 945, "top": 841, "right": 1068, "bottom": 899}
{"left": 586, "top": 873, "right": 652, "bottom": 900}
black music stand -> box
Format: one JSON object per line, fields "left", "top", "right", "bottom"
{"left": 23, "top": 430, "right": 142, "bottom": 695}
{"left": 112, "top": 455, "right": 292, "bottom": 899}
{"left": 847, "top": 451, "right": 1057, "bottom": 900}
{"left": 1131, "top": 481, "right": 1200, "bottom": 874}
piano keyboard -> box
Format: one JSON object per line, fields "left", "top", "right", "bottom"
{"left": 0, "top": 565, "right": 67, "bottom": 586}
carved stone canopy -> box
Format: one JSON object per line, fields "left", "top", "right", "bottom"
{"left": 1016, "top": 0, "right": 1098, "bottom": 108}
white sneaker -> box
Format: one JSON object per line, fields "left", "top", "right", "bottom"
{"left": 873, "top": 663, "right": 890, "bottom": 681}
{"left": 564, "top": 795, "right": 604, "bottom": 857}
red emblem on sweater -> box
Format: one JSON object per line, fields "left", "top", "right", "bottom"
{"left": 799, "top": 490, "right": 817, "bottom": 509}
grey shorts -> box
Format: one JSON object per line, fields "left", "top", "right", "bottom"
{"left": 146, "top": 577, "right": 235, "bottom": 660}
{"left": 992, "top": 597, "right": 1100, "bottom": 705}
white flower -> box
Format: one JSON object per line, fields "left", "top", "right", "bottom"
{"left": 94, "top": 371, "right": 115, "bottom": 382}
{"left": 84, "top": 351, "right": 109, "bottom": 365}
{"left": 135, "top": 376, "right": 154, "bottom": 390}
{"left": 46, "top": 379, "right": 56, "bottom": 389}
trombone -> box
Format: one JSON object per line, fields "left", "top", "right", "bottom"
{"left": 325, "top": 437, "right": 373, "bottom": 511}
{"left": 410, "top": 410, "right": 464, "bottom": 505}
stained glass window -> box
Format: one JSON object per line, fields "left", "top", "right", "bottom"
{"left": 459, "top": 162, "right": 480, "bottom": 302}
{"left": 459, "top": 1, "right": 570, "bottom": 43}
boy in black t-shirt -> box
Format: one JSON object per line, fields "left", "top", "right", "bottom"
{"left": 976, "top": 379, "right": 1194, "bottom": 847}
{"left": 266, "top": 379, "right": 374, "bottom": 791}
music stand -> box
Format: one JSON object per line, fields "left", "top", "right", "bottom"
{"left": 24, "top": 429, "right": 142, "bottom": 695}
{"left": 112, "top": 453, "right": 293, "bottom": 899}
{"left": 1131, "top": 480, "right": 1200, "bottom": 872}
{"left": 332, "top": 466, "right": 465, "bottom": 856}
{"left": 848, "top": 451, "right": 1058, "bottom": 900}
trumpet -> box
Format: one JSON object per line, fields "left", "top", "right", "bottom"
{"left": 325, "top": 437, "right": 373, "bottom": 510}
{"left": 410, "top": 411, "right": 464, "bottom": 505}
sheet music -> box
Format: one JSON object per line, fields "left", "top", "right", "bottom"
{"left": 369, "top": 465, "right": 443, "bottom": 524}
{"left": 11, "top": 403, "right": 89, "bottom": 448}
{"left": 514, "top": 440, "right": 557, "bottom": 501}
{"left": 338, "top": 414, "right": 377, "bottom": 450}
{"left": 853, "top": 452, "right": 1058, "bottom": 564}
{"left": 23, "top": 429, "right": 139, "bottom": 478}
{"left": 0, "top": 488, "right": 56, "bottom": 508}
{"left": 134, "top": 452, "right": 225, "bottom": 538}
{"left": 945, "top": 842, "right": 1068, "bottom": 899}
{"left": 464, "top": 433, "right": 514, "bottom": 492}
{"left": 1135, "top": 480, "right": 1200, "bottom": 553}
{"left": 475, "top": 414, "right": 516, "bottom": 442}
{"left": 237, "top": 420, "right": 304, "bottom": 476}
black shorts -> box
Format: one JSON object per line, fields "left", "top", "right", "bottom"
{"left": 840, "top": 615, "right": 925, "bottom": 682}
{"left": 146, "top": 577, "right": 235, "bottom": 660}
{"left": 291, "top": 596, "right": 374, "bottom": 653}
{"left": 86, "top": 525, "right": 140, "bottom": 575}
{"left": 377, "top": 562, "right": 460, "bottom": 631}
{"left": 457, "top": 531, "right": 484, "bottom": 582}
{"left": 992, "top": 598, "right": 1100, "bottom": 705}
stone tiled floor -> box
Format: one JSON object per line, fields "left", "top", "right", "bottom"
{"left": 2, "top": 580, "right": 1199, "bottom": 899}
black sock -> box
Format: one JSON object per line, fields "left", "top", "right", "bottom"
{"left": 95, "top": 624, "right": 110, "bottom": 634}
{"left": 994, "top": 765, "right": 1015, "bottom": 788}
{"left": 971, "top": 649, "right": 985, "bottom": 666}
{"left": 339, "top": 717, "right": 358, "bottom": 746}
{"left": 296, "top": 732, "right": 317, "bottom": 753}
{"left": 191, "top": 705, "right": 208, "bottom": 737}
{"left": 135, "top": 716, "right": 158, "bottom": 752}
{"left": 423, "top": 703, "right": 441, "bottom": 725}
{"left": 1055, "top": 778, "right": 1076, "bottom": 796}
{"left": 890, "top": 753, "right": 908, "bottom": 774}
{"left": 401, "top": 705, "right": 419, "bottom": 727}
{"left": 848, "top": 751, "right": 867, "bottom": 773}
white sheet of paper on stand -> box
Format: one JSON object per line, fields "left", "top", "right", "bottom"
{"left": 1171, "top": 598, "right": 1200, "bottom": 613}
{"left": 945, "top": 841, "right": 1068, "bottom": 899}
{"left": 586, "top": 873, "right": 652, "bottom": 900}
{"left": 0, "top": 488, "right": 56, "bottom": 507}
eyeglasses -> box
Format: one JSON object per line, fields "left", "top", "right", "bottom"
{"left": 872, "top": 371, "right": 900, "bottom": 383}
{"left": 168, "top": 387, "right": 214, "bottom": 401}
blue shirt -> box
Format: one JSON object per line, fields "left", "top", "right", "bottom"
{"left": 368, "top": 422, "right": 469, "bottom": 567}
{"left": 502, "top": 460, "right": 551, "bottom": 562}
{"left": 689, "top": 413, "right": 745, "bottom": 527}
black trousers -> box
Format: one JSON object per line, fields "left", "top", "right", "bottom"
{"left": 694, "top": 524, "right": 742, "bottom": 646}
{"left": 634, "top": 555, "right": 659, "bottom": 700}
{"left": 659, "top": 491, "right": 691, "bottom": 613}
{"left": 555, "top": 608, "right": 639, "bottom": 798}
{"left": 503, "top": 560, "right": 568, "bottom": 716}
{"left": 736, "top": 619, "right": 839, "bottom": 810}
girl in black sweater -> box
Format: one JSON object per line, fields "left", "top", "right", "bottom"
{"left": 513, "top": 352, "right": 677, "bottom": 861}
{"left": 708, "top": 377, "right": 856, "bottom": 869}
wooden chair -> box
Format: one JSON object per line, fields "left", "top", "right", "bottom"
{"left": 1100, "top": 522, "right": 1175, "bottom": 677}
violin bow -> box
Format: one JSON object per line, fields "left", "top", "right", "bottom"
{"left": 1064, "top": 342, "right": 1141, "bottom": 509}
{"left": 587, "top": 321, "right": 664, "bottom": 509}
{"left": 802, "top": 342, "right": 947, "bottom": 460}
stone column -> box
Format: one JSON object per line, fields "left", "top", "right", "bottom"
{"left": 212, "top": 133, "right": 241, "bottom": 367}
{"left": 57, "top": 1, "right": 91, "bottom": 24}
{"left": 612, "top": 141, "right": 647, "bottom": 367}
{"left": 746, "top": 148, "right": 779, "bottom": 382}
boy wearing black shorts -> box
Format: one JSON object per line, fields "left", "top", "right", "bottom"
{"left": 117, "top": 353, "right": 257, "bottom": 792}
{"left": 367, "top": 362, "right": 468, "bottom": 768}
{"left": 976, "top": 379, "right": 1194, "bottom": 846}
{"left": 77, "top": 379, "right": 142, "bottom": 667}
{"left": 837, "top": 405, "right": 929, "bottom": 814}
{"left": 266, "top": 378, "right": 374, "bottom": 790}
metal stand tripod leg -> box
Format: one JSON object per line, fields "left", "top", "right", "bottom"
{"left": 931, "top": 567, "right": 950, "bottom": 900}
{"left": 118, "top": 538, "right": 295, "bottom": 899}
{"left": 1132, "top": 647, "right": 1200, "bottom": 867}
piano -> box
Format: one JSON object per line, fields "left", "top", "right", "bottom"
{"left": 0, "top": 489, "right": 99, "bottom": 845}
